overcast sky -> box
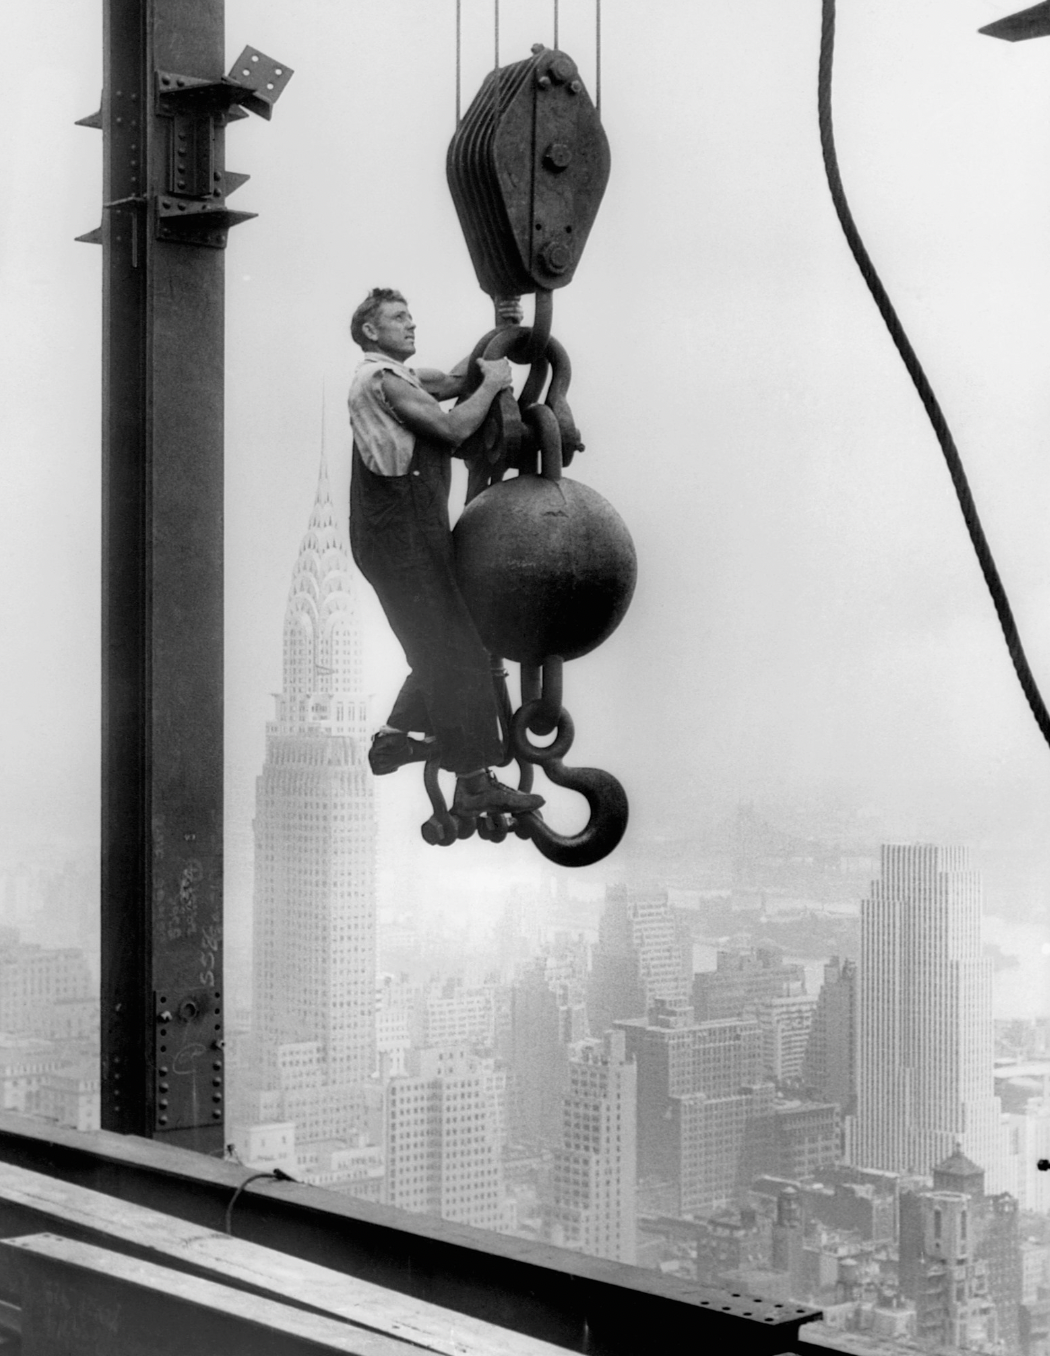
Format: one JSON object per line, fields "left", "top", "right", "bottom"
{"left": 3, "top": 2, "right": 1050, "bottom": 932}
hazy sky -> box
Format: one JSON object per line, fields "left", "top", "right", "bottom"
{"left": 3, "top": 1, "right": 1050, "bottom": 913}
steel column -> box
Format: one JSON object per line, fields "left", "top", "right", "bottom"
{"left": 100, "top": 0, "right": 226, "bottom": 1153}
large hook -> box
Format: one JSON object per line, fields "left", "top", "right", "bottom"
{"left": 510, "top": 701, "right": 629, "bottom": 868}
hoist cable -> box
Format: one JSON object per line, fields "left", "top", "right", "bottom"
{"left": 455, "top": 0, "right": 462, "bottom": 125}
{"left": 554, "top": 0, "right": 560, "bottom": 50}
{"left": 818, "top": 0, "right": 1050, "bottom": 753}
{"left": 494, "top": 0, "right": 501, "bottom": 124}
{"left": 596, "top": 0, "right": 602, "bottom": 116}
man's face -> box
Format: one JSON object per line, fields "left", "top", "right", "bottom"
{"left": 365, "top": 299, "right": 416, "bottom": 361}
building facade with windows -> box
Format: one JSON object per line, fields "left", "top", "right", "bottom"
{"left": 848, "top": 844, "right": 1006, "bottom": 1191}
{"left": 384, "top": 1045, "right": 506, "bottom": 1231}
{"left": 547, "top": 1030, "right": 637, "bottom": 1264}
{"left": 588, "top": 887, "right": 691, "bottom": 1036}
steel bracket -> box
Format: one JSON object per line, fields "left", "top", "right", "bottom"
{"left": 154, "top": 46, "right": 292, "bottom": 247}
{"left": 979, "top": 2, "right": 1050, "bottom": 39}
{"left": 154, "top": 987, "right": 224, "bottom": 1132}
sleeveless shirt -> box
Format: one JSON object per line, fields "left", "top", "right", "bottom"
{"left": 347, "top": 353, "right": 426, "bottom": 477}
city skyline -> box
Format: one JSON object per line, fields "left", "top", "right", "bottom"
{"left": 3, "top": 2, "right": 1050, "bottom": 1348}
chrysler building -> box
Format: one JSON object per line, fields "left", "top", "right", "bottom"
{"left": 247, "top": 455, "right": 377, "bottom": 1141}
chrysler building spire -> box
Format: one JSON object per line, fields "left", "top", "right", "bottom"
{"left": 277, "top": 454, "right": 365, "bottom": 734}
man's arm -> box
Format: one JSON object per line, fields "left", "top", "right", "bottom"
{"left": 382, "top": 358, "right": 512, "bottom": 448}
{"left": 415, "top": 356, "right": 471, "bottom": 401}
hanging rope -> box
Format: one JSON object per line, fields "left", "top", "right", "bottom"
{"left": 818, "top": 0, "right": 1050, "bottom": 753}
{"left": 456, "top": 0, "right": 462, "bottom": 125}
{"left": 554, "top": 0, "right": 560, "bottom": 49}
{"left": 494, "top": 0, "right": 501, "bottom": 125}
{"left": 596, "top": 0, "right": 602, "bottom": 116}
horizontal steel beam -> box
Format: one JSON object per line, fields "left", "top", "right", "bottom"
{"left": 0, "top": 1113, "right": 824, "bottom": 1356}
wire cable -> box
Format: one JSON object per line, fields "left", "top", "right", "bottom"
{"left": 224, "top": 1168, "right": 297, "bottom": 1236}
{"left": 818, "top": 0, "right": 1050, "bottom": 753}
{"left": 494, "top": 0, "right": 501, "bottom": 125}
{"left": 554, "top": 0, "right": 560, "bottom": 50}
{"left": 596, "top": 0, "right": 602, "bottom": 116}
{"left": 456, "top": 0, "right": 462, "bottom": 125}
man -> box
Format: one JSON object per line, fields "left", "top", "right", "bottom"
{"left": 347, "top": 288, "right": 544, "bottom": 818}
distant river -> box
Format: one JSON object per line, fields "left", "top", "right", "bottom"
{"left": 695, "top": 922, "right": 1049, "bottom": 1019}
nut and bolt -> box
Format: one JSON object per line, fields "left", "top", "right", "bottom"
{"left": 539, "top": 241, "right": 573, "bottom": 275}
{"left": 543, "top": 142, "right": 573, "bottom": 171}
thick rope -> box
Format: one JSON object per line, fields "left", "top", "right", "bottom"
{"left": 494, "top": 0, "right": 501, "bottom": 125}
{"left": 819, "top": 0, "right": 1050, "bottom": 752}
{"left": 554, "top": 0, "right": 560, "bottom": 50}
{"left": 456, "top": 0, "right": 462, "bottom": 125}
{"left": 596, "top": 0, "right": 602, "bottom": 116}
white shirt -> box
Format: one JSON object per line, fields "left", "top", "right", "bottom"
{"left": 347, "top": 352, "right": 426, "bottom": 477}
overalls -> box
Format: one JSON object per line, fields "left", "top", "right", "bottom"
{"left": 348, "top": 356, "right": 503, "bottom": 776}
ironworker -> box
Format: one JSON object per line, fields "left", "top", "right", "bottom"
{"left": 348, "top": 287, "right": 545, "bottom": 817}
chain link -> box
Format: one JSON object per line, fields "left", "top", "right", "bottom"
{"left": 418, "top": 296, "right": 627, "bottom": 865}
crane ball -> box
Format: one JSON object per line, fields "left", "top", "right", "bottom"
{"left": 453, "top": 474, "right": 636, "bottom": 665}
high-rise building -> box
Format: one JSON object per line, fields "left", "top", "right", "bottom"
{"left": 588, "top": 887, "right": 691, "bottom": 1036}
{"left": 801, "top": 956, "right": 856, "bottom": 1117}
{"left": 418, "top": 977, "right": 497, "bottom": 1051}
{"left": 240, "top": 457, "right": 377, "bottom": 1149}
{"left": 507, "top": 950, "right": 588, "bottom": 1151}
{"left": 745, "top": 1100, "right": 840, "bottom": 1182}
{"left": 384, "top": 1045, "right": 505, "bottom": 1231}
{"left": 546, "top": 1030, "right": 637, "bottom": 1264}
{"left": 692, "top": 946, "right": 805, "bottom": 1023}
{"left": 618, "top": 998, "right": 776, "bottom": 1214}
{"left": 0, "top": 937, "right": 96, "bottom": 1041}
{"left": 755, "top": 994, "right": 818, "bottom": 1084}
{"left": 848, "top": 844, "right": 1006, "bottom": 1190}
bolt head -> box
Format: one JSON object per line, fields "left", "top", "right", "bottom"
{"left": 569, "top": 79, "right": 582, "bottom": 95}
{"left": 543, "top": 142, "right": 573, "bottom": 171}
{"left": 531, "top": 42, "right": 545, "bottom": 54}
{"left": 536, "top": 74, "right": 552, "bottom": 90}
{"left": 539, "top": 240, "right": 573, "bottom": 275}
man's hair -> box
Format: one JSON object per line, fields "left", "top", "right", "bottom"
{"left": 350, "top": 288, "right": 406, "bottom": 348}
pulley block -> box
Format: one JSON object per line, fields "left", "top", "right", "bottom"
{"left": 447, "top": 45, "right": 610, "bottom": 297}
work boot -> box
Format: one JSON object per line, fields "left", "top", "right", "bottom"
{"left": 453, "top": 771, "right": 545, "bottom": 816}
{"left": 368, "top": 730, "right": 436, "bottom": 776}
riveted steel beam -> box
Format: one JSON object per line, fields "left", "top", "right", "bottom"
{"left": 91, "top": 0, "right": 290, "bottom": 1154}
{"left": 98, "top": 0, "right": 229, "bottom": 1156}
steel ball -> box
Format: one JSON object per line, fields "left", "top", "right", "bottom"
{"left": 453, "top": 473, "right": 636, "bottom": 664}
